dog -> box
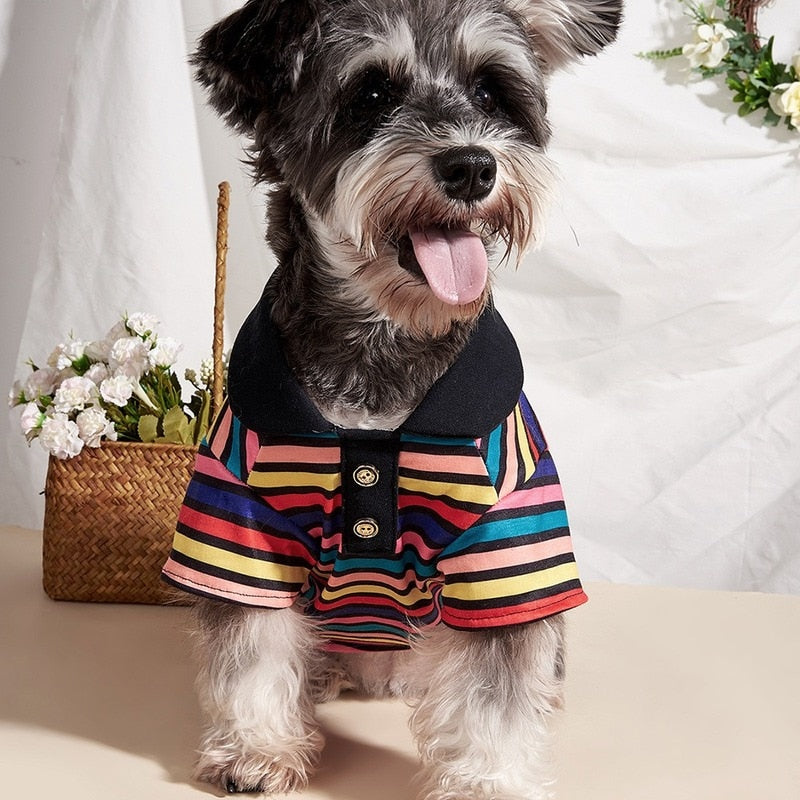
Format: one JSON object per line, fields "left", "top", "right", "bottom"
{"left": 162, "top": 1, "right": 621, "bottom": 797}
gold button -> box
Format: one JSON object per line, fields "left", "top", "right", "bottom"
{"left": 353, "top": 517, "right": 379, "bottom": 539}
{"left": 353, "top": 464, "right": 379, "bottom": 487}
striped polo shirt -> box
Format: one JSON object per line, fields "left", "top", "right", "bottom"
{"left": 162, "top": 297, "right": 587, "bottom": 651}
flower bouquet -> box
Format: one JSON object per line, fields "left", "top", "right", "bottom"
{"left": 10, "top": 311, "right": 215, "bottom": 457}
{"left": 9, "top": 312, "right": 223, "bottom": 604}
{"left": 639, "top": 1, "right": 800, "bottom": 132}
{"left": 10, "top": 183, "right": 231, "bottom": 604}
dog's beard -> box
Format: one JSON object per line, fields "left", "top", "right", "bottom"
{"left": 314, "top": 124, "right": 555, "bottom": 335}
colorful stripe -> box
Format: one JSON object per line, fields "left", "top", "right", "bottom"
{"left": 162, "top": 397, "right": 587, "bottom": 651}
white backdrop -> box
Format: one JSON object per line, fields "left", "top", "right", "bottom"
{"left": 2, "top": 1, "right": 798, "bottom": 595}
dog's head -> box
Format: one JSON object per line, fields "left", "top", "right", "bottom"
{"left": 195, "top": 0, "right": 621, "bottom": 334}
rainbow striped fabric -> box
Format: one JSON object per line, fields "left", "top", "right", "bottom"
{"left": 162, "top": 395, "right": 587, "bottom": 651}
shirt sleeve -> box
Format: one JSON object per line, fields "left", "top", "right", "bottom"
{"left": 437, "top": 397, "right": 588, "bottom": 629}
{"left": 161, "top": 404, "right": 314, "bottom": 606}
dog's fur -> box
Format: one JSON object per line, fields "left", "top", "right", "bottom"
{"left": 187, "top": 1, "right": 621, "bottom": 797}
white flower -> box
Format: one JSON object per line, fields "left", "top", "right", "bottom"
{"left": 39, "top": 413, "right": 84, "bottom": 459}
{"left": 24, "top": 366, "right": 59, "bottom": 401}
{"left": 109, "top": 337, "right": 151, "bottom": 380}
{"left": 47, "top": 339, "right": 88, "bottom": 370}
{"left": 20, "top": 402, "right": 45, "bottom": 435}
{"left": 8, "top": 381, "right": 25, "bottom": 407}
{"left": 126, "top": 312, "right": 160, "bottom": 339}
{"left": 683, "top": 23, "right": 735, "bottom": 69}
{"left": 792, "top": 52, "right": 800, "bottom": 78}
{"left": 84, "top": 362, "right": 110, "bottom": 386}
{"left": 84, "top": 340, "right": 109, "bottom": 362}
{"left": 100, "top": 374, "right": 134, "bottom": 407}
{"left": 52, "top": 375, "right": 98, "bottom": 413}
{"left": 149, "top": 336, "right": 183, "bottom": 368}
{"left": 769, "top": 81, "right": 800, "bottom": 129}
{"left": 47, "top": 346, "right": 65, "bottom": 370}
{"left": 76, "top": 406, "right": 117, "bottom": 448}
{"left": 199, "top": 358, "right": 214, "bottom": 388}
{"left": 54, "top": 366, "right": 77, "bottom": 386}
{"left": 85, "top": 321, "right": 128, "bottom": 361}
{"left": 130, "top": 380, "right": 159, "bottom": 410}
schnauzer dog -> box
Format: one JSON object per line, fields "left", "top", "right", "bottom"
{"left": 162, "top": 1, "right": 621, "bottom": 798}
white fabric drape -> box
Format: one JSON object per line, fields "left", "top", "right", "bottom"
{"left": 2, "top": 0, "right": 271, "bottom": 529}
{"left": 2, "top": 1, "right": 798, "bottom": 594}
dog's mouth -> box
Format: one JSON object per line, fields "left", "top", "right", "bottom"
{"left": 396, "top": 227, "right": 488, "bottom": 306}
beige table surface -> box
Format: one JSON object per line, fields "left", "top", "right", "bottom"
{"left": 1, "top": 524, "right": 798, "bottom": 799}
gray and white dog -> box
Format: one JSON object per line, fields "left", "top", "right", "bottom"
{"left": 176, "top": 1, "right": 621, "bottom": 798}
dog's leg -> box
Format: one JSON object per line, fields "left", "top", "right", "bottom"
{"left": 192, "top": 600, "right": 323, "bottom": 794}
{"left": 410, "top": 616, "right": 565, "bottom": 800}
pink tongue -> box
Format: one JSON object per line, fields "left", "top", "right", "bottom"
{"left": 409, "top": 228, "right": 488, "bottom": 306}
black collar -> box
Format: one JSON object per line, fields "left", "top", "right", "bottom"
{"left": 227, "top": 291, "right": 524, "bottom": 439}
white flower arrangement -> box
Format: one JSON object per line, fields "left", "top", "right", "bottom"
{"left": 9, "top": 312, "right": 219, "bottom": 459}
{"left": 640, "top": 1, "right": 800, "bottom": 132}
{"left": 769, "top": 68, "right": 800, "bottom": 128}
{"left": 682, "top": 20, "right": 737, "bottom": 69}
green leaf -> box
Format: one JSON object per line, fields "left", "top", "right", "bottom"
{"left": 727, "top": 76, "right": 744, "bottom": 92}
{"left": 71, "top": 354, "right": 92, "bottom": 375}
{"left": 636, "top": 47, "right": 683, "bottom": 61}
{"left": 162, "top": 406, "right": 189, "bottom": 439}
{"left": 138, "top": 415, "right": 159, "bottom": 443}
{"left": 192, "top": 390, "right": 212, "bottom": 445}
{"left": 154, "top": 405, "right": 196, "bottom": 445}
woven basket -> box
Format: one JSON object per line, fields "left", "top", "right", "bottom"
{"left": 41, "top": 182, "right": 230, "bottom": 604}
{"left": 42, "top": 441, "right": 197, "bottom": 603}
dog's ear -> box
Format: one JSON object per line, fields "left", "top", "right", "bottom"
{"left": 506, "top": 0, "right": 622, "bottom": 72}
{"left": 192, "top": 0, "right": 322, "bottom": 134}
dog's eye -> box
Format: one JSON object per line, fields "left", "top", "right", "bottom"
{"left": 351, "top": 69, "right": 399, "bottom": 114}
{"left": 473, "top": 80, "right": 498, "bottom": 115}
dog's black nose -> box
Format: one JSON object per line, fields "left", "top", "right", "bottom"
{"left": 433, "top": 146, "right": 497, "bottom": 202}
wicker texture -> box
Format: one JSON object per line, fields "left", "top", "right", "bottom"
{"left": 212, "top": 181, "right": 229, "bottom": 419}
{"left": 728, "top": 0, "right": 771, "bottom": 35}
{"left": 41, "top": 181, "right": 231, "bottom": 604}
{"left": 42, "top": 441, "right": 197, "bottom": 603}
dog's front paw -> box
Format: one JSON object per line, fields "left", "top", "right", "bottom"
{"left": 195, "top": 729, "right": 323, "bottom": 795}
{"left": 196, "top": 756, "right": 304, "bottom": 794}
{"left": 416, "top": 770, "right": 554, "bottom": 800}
